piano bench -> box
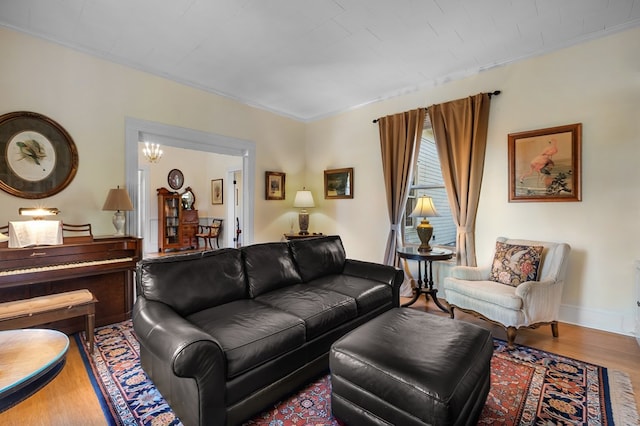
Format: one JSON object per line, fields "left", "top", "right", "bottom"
{"left": 0, "top": 289, "right": 97, "bottom": 353}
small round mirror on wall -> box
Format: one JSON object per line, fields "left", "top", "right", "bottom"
{"left": 181, "top": 186, "right": 195, "bottom": 210}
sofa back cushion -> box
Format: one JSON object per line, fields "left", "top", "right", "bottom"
{"left": 137, "top": 249, "right": 246, "bottom": 316}
{"left": 242, "top": 242, "right": 302, "bottom": 297}
{"left": 289, "top": 235, "right": 346, "bottom": 282}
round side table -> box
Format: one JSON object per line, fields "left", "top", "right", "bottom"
{"left": 397, "top": 246, "right": 453, "bottom": 312}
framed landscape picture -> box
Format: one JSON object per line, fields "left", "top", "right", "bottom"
{"left": 324, "top": 167, "right": 353, "bottom": 199}
{"left": 508, "top": 123, "right": 582, "bottom": 202}
{"left": 265, "top": 171, "right": 285, "bottom": 200}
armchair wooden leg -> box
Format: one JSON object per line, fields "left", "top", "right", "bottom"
{"left": 551, "top": 321, "right": 559, "bottom": 338}
{"left": 506, "top": 327, "right": 517, "bottom": 349}
{"left": 449, "top": 306, "right": 455, "bottom": 319}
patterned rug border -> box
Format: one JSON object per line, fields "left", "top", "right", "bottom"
{"left": 75, "top": 321, "right": 640, "bottom": 425}
{"left": 75, "top": 332, "right": 118, "bottom": 425}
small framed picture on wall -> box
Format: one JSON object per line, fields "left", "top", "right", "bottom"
{"left": 211, "top": 178, "right": 223, "bottom": 204}
{"left": 265, "top": 171, "right": 285, "bottom": 200}
{"left": 324, "top": 167, "right": 354, "bottom": 199}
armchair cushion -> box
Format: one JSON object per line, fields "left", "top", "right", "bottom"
{"left": 489, "top": 241, "right": 543, "bottom": 286}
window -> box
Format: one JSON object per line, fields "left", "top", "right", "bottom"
{"left": 404, "top": 126, "right": 456, "bottom": 247}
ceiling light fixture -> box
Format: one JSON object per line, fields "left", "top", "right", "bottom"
{"left": 142, "top": 142, "right": 163, "bottom": 163}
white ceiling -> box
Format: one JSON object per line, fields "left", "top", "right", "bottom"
{"left": 1, "top": 0, "right": 639, "bottom": 122}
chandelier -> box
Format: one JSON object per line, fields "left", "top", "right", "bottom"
{"left": 142, "top": 142, "right": 163, "bottom": 163}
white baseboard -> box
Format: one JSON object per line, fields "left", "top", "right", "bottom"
{"left": 559, "top": 303, "right": 637, "bottom": 338}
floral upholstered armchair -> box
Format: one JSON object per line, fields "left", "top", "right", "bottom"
{"left": 443, "top": 237, "right": 571, "bottom": 348}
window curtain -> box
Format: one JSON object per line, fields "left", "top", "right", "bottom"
{"left": 378, "top": 108, "right": 425, "bottom": 281}
{"left": 427, "top": 93, "right": 491, "bottom": 266}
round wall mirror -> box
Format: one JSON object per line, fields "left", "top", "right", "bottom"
{"left": 181, "top": 186, "right": 196, "bottom": 210}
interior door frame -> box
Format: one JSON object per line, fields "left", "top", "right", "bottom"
{"left": 124, "top": 117, "right": 255, "bottom": 248}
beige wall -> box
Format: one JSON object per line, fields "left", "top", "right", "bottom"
{"left": 0, "top": 27, "right": 305, "bottom": 241}
{"left": 1, "top": 26, "right": 638, "bottom": 336}
{"left": 305, "top": 27, "right": 640, "bottom": 335}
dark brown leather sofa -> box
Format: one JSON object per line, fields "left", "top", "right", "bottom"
{"left": 132, "top": 236, "right": 402, "bottom": 425}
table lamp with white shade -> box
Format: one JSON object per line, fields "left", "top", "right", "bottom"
{"left": 410, "top": 196, "right": 439, "bottom": 252}
{"left": 293, "top": 188, "right": 315, "bottom": 235}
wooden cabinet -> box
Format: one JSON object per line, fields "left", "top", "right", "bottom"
{"left": 157, "top": 187, "right": 199, "bottom": 252}
{"left": 181, "top": 209, "right": 199, "bottom": 249}
{"left": 157, "top": 187, "right": 182, "bottom": 252}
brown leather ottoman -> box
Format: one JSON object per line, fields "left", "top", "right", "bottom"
{"left": 330, "top": 308, "right": 493, "bottom": 426}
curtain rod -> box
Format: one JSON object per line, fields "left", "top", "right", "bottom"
{"left": 372, "top": 90, "right": 501, "bottom": 123}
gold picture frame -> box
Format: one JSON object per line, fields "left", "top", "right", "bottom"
{"left": 265, "top": 171, "right": 285, "bottom": 200}
{"left": 0, "top": 111, "right": 79, "bottom": 199}
{"left": 211, "top": 179, "right": 223, "bottom": 205}
{"left": 324, "top": 167, "right": 353, "bottom": 199}
{"left": 508, "top": 123, "right": 582, "bottom": 202}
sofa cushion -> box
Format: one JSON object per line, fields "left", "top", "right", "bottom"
{"left": 187, "top": 299, "right": 306, "bottom": 379}
{"left": 137, "top": 249, "right": 246, "bottom": 316}
{"left": 242, "top": 242, "right": 303, "bottom": 297}
{"left": 310, "top": 275, "right": 392, "bottom": 315}
{"left": 256, "top": 284, "right": 357, "bottom": 340}
{"left": 489, "top": 241, "right": 543, "bottom": 286}
{"left": 289, "top": 235, "right": 346, "bottom": 282}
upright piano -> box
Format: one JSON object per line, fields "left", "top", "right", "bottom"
{"left": 0, "top": 235, "right": 142, "bottom": 334}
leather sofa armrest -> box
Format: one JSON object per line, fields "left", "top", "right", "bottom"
{"left": 132, "top": 297, "right": 225, "bottom": 378}
{"left": 343, "top": 259, "right": 404, "bottom": 306}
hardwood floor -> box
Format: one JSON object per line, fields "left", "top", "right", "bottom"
{"left": 1, "top": 297, "right": 638, "bottom": 425}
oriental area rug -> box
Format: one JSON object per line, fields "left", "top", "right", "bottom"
{"left": 75, "top": 320, "right": 639, "bottom": 426}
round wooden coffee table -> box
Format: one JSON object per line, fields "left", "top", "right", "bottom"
{"left": 0, "top": 329, "right": 69, "bottom": 412}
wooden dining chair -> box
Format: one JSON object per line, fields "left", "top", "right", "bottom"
{"left": 196, "top": 219, "right": 223, "bottom": 249}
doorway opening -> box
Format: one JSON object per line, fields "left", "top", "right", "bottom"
{"left": 125, "top": 117, "right": 255, "bottom": 254}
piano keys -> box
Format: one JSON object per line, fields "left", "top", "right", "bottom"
{"left": 0, "top": 235, "right": 142, "bottom": 335}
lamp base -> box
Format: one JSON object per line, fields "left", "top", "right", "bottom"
{"left": 298, "top": 210, "right": 310, "bottom": 235}
{"left": 416, "top": 219, "right": 433, "bottom": 252}
{"left": 112, "top": 211, "right": 126, "bottom": 236}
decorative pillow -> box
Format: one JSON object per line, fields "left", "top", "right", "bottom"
{"left": 489, "top": 242, "right": 543, "bottom": 286}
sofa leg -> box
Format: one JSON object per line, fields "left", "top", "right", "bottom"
{"left": 551, "top": 321, "right": 559, "bottom": 338}
{"left": 506, "top": 327, "right": 517, "bottom": 349}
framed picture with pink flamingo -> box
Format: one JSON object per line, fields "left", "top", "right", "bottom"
{"left": 508, "top": 123, "right": 582, "bottom": 202}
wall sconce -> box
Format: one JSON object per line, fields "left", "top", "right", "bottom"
{"left": 102, "top": 186, "right": 134, "bottom": 235}
{"left": 410, "top": 196, "right": 439, "bottom": 252}
{"left": 18, "top": 207, "right": 60, "bottom": 220}
{"left": 142, "top": 141, "right": 163, "bottom": 163}
{"left": 293, "top": 188, "right": 315, "bottom": 235}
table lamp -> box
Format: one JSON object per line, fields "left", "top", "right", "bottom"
{"left": 102, "top": 186, "right": 134, "bottom": 235}
{"left": 410, "top": 196, "right": 439, "bottom": 252}
{"left": 293, "top": 188, "right": 315, "bottom": 235}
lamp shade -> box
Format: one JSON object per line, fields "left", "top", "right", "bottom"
{"left": 102, "top": 186, "right": 134, "bottom": 212}
{"left": 410, "top": 196, "right": 439, "bottom": 218}
{"left": 293, "top": 190, "right": 315, "bottom": 208}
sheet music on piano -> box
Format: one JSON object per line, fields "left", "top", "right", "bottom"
{"left": 8, "top": 220, "right": 63, "bottom": 248}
